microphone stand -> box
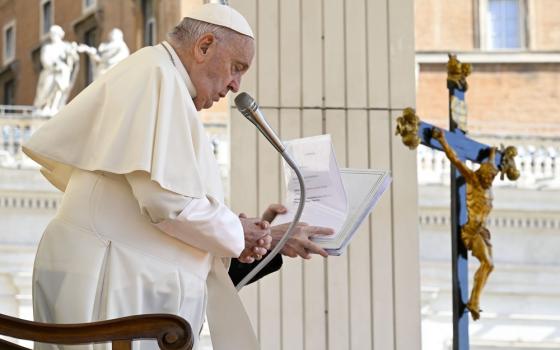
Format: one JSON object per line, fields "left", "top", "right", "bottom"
{"left": 234, "top": 108, "right": 306, "bottom": 291}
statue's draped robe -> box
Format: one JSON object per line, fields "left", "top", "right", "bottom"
{"left": 24, "top": 42, "right": 259, "bottom": 350}
{"left": 94, "top": 38, "right": 130, "bottom": 79}
{"left": 34, "top": 41, "right": 79, "bottom": 113}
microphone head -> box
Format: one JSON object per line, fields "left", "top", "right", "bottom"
{"left": 234, "top": 92, "right": 286, "bottom": 154}
{"left": 234, "top": 92, "right": 258, "bottom": 115}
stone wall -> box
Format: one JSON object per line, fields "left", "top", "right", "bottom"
{"left": 416, "top": 62, "right": 560, "bottom": 136}
{"left": 0, "top": 0, "right": 196, "bottom": 106}
{"left": 415, "top": 0, "right": 560, "bottom": 52}
{"left": 415, "top": 0, "right": 475, "bottom": 51}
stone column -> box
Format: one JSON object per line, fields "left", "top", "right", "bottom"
{"left": 0, "top": 272, "right": 18, "bottom": 316}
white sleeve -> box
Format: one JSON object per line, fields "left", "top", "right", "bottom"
{"left": 125, "top": 171, "right": 244, "bottom": 257}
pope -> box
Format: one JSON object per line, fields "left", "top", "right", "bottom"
{"left": 23, "top": 3, "right": 332, "bottom": 350}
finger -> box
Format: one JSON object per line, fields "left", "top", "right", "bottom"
{"left": 238, "top": 256, "right": 255, "bottom": 264}
{"left": 256, "top": 234, "right": 271, "bottom": 243}
{"left": 253, "top": 236, "right": 269, "bottom": 246}
{"left": 275, "top": 222, "right": 309, "bottom": 231}
{"left": 238, "top": 248, "right": 254, "bottom": 262}
{"left": 266, "top": 204, "right": 287, "bottom": 216}
{"left": 239, "top": 213, "right": 248, "bottom": 219}
{"left": 262, "top": 204, "right": 288, "bottom": 221}
{"left": 262, "top": 235, "right": 272, "bottom": 248}
{"left": 238, "top": 249, "right": 251, "bottom": 260}
{"left": 281, "top": 247, "right": 297, "bottom": 258}
{"left": 259, "top": 221, "right": 270, "bottom": 229}
{"left": 255, "top": 239, "right": 271, "bottom": 250}
{"left": 301, "top": 240, "right": 329, "bottom": 257}
{"left": 304, "top": 226, "right": 335, "bottom": 236}
{"left": 290, "top": 243, "right": 311, "bottom": 259}
{"left": 278, "top": 222, "right": 308, "bottom": 231}
{"left": 252, "top": 246, "right": 268, "bottom": 256}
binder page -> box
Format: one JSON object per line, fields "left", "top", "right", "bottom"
{"left": 272, "top": 134, "right": 348, "bottom": 234}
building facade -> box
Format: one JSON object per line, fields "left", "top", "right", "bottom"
{"left": 415, "top": 0, "right": 560, "bottom": 348}
{"left": 0, "top": 0, "right": 421, "bottom": 349}
{"left": 0, "top": 0, "right": 202, "bottom": 105}
{"left": 2, "top": 0, "right": 559, "bottom": 349}
{"left": 416, "top": 0, "right": 560, "bottom": 137}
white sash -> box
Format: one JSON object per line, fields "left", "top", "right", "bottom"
{"left": 206, "top": 258, "right": 260, "bottom": 349}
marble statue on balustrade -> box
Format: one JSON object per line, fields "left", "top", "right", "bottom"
{"left": 33, "top": 25, "right": 80, "bottom": 116}
{"left": 79, "top": 28, "right": 130, "bottom": 80}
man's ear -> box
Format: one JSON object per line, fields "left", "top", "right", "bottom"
{"left": 194, "top": 33, "right": 216, "bottom": 62}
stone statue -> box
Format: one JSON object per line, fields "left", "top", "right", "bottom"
{"left": 432, "top": 127, "right": 499, "bottom": 321}
{"left": 79, "top": 28, "right": 130, "bottom": 80}
{"left": 34, "top": 25, "right": 80, "bottom": 116}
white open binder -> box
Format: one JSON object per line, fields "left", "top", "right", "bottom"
{"left": 272, "top": 134, "right": 392, "bottom": 256}
{"left": 313, "top": 168, "right": 391, "bottom": 255}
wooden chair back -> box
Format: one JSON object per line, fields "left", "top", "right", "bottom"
{"left": 0, "top": 313, "right": 193, "bottom": 350}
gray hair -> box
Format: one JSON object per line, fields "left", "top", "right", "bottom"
{"left": 167, "top": 17, "right": 234, "bottom": 48}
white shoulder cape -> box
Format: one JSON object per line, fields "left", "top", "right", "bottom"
{"left": 23, "top": 43, "right": 212, "bottom": 199}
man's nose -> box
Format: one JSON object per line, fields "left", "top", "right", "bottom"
{"left": 228, "top": 76, "right": 241, "bottom": 93}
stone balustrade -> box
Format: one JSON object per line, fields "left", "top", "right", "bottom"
{"left": 418, "top": 134, "right": 560, "bottom": 189}
{"left": 0, "top": 105, "right": 48, "bottom": 169}
{"left": 2, "top": 105, "right": 559, "bottom": 192}
{"left": 419, "top": 212, "right": 560, "bottom": 231}
{"left": 0, "top": 193, "right": 60, "bottom": 210}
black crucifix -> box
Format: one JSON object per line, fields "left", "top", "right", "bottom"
{"left": 395, "top": 54, "right": 520, "bottom": 350}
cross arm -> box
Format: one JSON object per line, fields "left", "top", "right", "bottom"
{"left": 418, "top": 121, "right": 502, "bottom": 166}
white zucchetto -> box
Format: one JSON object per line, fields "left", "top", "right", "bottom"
{"left": 187, "top": 3, "right": 254, "bottom": 39}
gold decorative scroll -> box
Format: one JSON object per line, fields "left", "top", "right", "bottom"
{"left": 499, "top": 144, "right": 521, "bottom": 181}
{"left": 395, "top": 107, "right": 421, "bottom": 150}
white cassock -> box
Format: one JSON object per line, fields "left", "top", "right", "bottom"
{"left": 23, "top": 41, "right": 259, "bottom": 350}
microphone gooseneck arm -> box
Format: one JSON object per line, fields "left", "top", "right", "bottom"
{"left": 235, "top": 153, "right": 305, "bottom": 290}
{"left": 234, "top": 93, "right": 306, "bottom": 290}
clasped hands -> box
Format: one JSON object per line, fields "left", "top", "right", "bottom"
{"left": 238, "top": 204, "right": 334, "bottom": 264}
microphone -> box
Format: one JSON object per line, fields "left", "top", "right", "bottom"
{"left": 234, "top": 93, "right": 285, "bottom": 154}
{"left": 234, "top": 92, "right": 306, "bottom": 290}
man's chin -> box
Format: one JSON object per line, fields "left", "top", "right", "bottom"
{"left": 193, "top": 100, "right": 207, "bottom": 111}
{"left": 193, "top": 98, "right": 213, "bottom": 111}
{"left": 203, "top": 101, "right": 214, "bottom": 110}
